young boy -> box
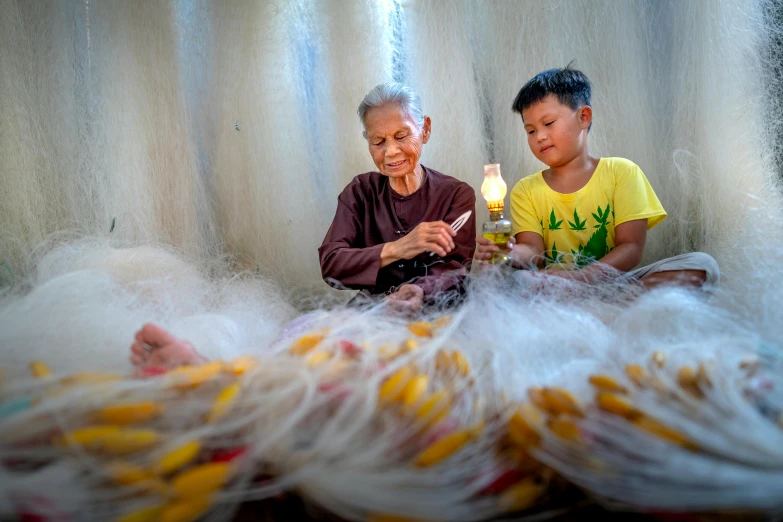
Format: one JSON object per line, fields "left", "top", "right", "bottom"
{"left": 475, "top": 66, "right": 719, "bottom": 290}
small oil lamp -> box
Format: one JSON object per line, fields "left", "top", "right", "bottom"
{"left": 480, "top": 163, "right": 512, "bottom": 264}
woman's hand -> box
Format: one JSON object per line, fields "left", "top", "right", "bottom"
{"left": 382, "top": 221, "right": 456, "bottom": 265}
{"left": 385, "top": 284, "right": 424, "bottom": 315}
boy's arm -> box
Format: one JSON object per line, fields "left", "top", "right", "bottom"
{"left": 598, "top": 219, "right": 646, "bottom": 270}
{"left": 509, "top": 232, "right": 545, "bottom": 268}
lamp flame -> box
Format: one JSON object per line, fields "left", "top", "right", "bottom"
{"left": 481, "top": 164, "right": 506, "bottom": 207}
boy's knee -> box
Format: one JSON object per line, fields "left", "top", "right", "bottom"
{"left": 687, "top": 252, "right": 720, "bottom": 287}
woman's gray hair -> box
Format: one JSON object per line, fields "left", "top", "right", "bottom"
{"left": 357, "top": 82, "right": 425, "bottom": 137}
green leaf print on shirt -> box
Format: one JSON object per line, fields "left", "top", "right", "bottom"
{"left": 572, "top": 203, "right": 611, "bottom": 264}
{"left": 543, "top": 205, "right": 611, "bottom": 267}
{"left": 567, "top": 209, "right": 587, "bottom": 231}
{"left": 591, "top": 204, "right": 611, "bottom": 229}
{"left": 545, "top": 241, "right": 564, "bottom": 265}
{"left": 580, "top": 223, "right": 610, "bottom": 262}
{"left": 547, "top": 210, "right": 563, "bottom": 230}
{"left": 569, "top": 244, "right": 593, "bottom": 268}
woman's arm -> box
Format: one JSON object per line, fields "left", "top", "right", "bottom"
{"left": 319, "top": 190, "right": 459, "bottom": 290}
{"left": 318, "top": 199, "right": 386, "bottom": 289}
{"left": 380, "top": 221, "right": 458, "bottom": 266}
{"left": 410, "top": 185, "right": 477, "bottom": 294}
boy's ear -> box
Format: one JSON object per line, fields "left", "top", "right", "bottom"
{"left": 578, "top": 105, "right": 593, "bottom": 130}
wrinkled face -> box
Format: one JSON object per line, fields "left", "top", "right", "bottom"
{"left": 364, "top": 103, "right": 431, "bottom": 179}
{"left": 522, "top": 94, "right": 591, "bottom": 167}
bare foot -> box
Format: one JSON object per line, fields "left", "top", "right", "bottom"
{"left": 129, "top": 323, "right": 207, "bottom": 374}
{"left": 385, "top": 284, "right": 424, "bottom": 316}
{"left": 639, "top": 269, "right": 708, "bottom": 290}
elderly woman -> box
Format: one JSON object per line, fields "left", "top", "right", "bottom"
{"left": 127, "top": 84, "right": 475, "bottom": 371}
{"left": 318, "top": 83, "right": 476, "bottom": 312}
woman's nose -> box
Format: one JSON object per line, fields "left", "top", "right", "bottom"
{"left": 385, "top": 142, "right": 401, "bottom": 155}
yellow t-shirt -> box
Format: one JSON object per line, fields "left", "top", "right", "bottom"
{"left": 509, "top": 157, "right": 666, "bottom": 268}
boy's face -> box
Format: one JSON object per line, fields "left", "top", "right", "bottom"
{"left": 521, "top": 94, "right": 591, "bottom": 168}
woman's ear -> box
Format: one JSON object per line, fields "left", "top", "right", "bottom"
{"left": 422, "top": 116, "right": 432, "bottom": 144}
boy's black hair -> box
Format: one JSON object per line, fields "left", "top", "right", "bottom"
{"left": 512, "top": 63, "right": 592, "bottom": 129}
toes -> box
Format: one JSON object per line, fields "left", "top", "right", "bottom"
{"left": 137, "top": 323, "right": 178, "bottom": 350}
{"left": 130, "top": 354, "right": 144, "bottom": 366}
{"left": 148, "top": 350, "right": 188, "bottom": 369}
{"left": 147, "top": 344, "right": 207, "bottom": 369}
{"left": 131, "top": 342, "right": 148, "bottom": 358}
{"left": 147, "top": 351, "right": 172, "bottom": 368}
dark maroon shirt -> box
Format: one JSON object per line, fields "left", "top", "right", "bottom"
{"left": 318, "top": 165, "right": 477, "bottom": 297}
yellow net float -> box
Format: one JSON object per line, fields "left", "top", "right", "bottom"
{"left": 154, "top": 439, "right": 202, "bottom": 475}
{"left": 95, "top": 402, "right": 164, "bottom": 425}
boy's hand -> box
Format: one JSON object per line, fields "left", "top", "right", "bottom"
{"left": 474, "top": 236, "right": 515, "bottom": 261}
{"left": 474, "top": 236, "right": 496, "bottom": 261}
